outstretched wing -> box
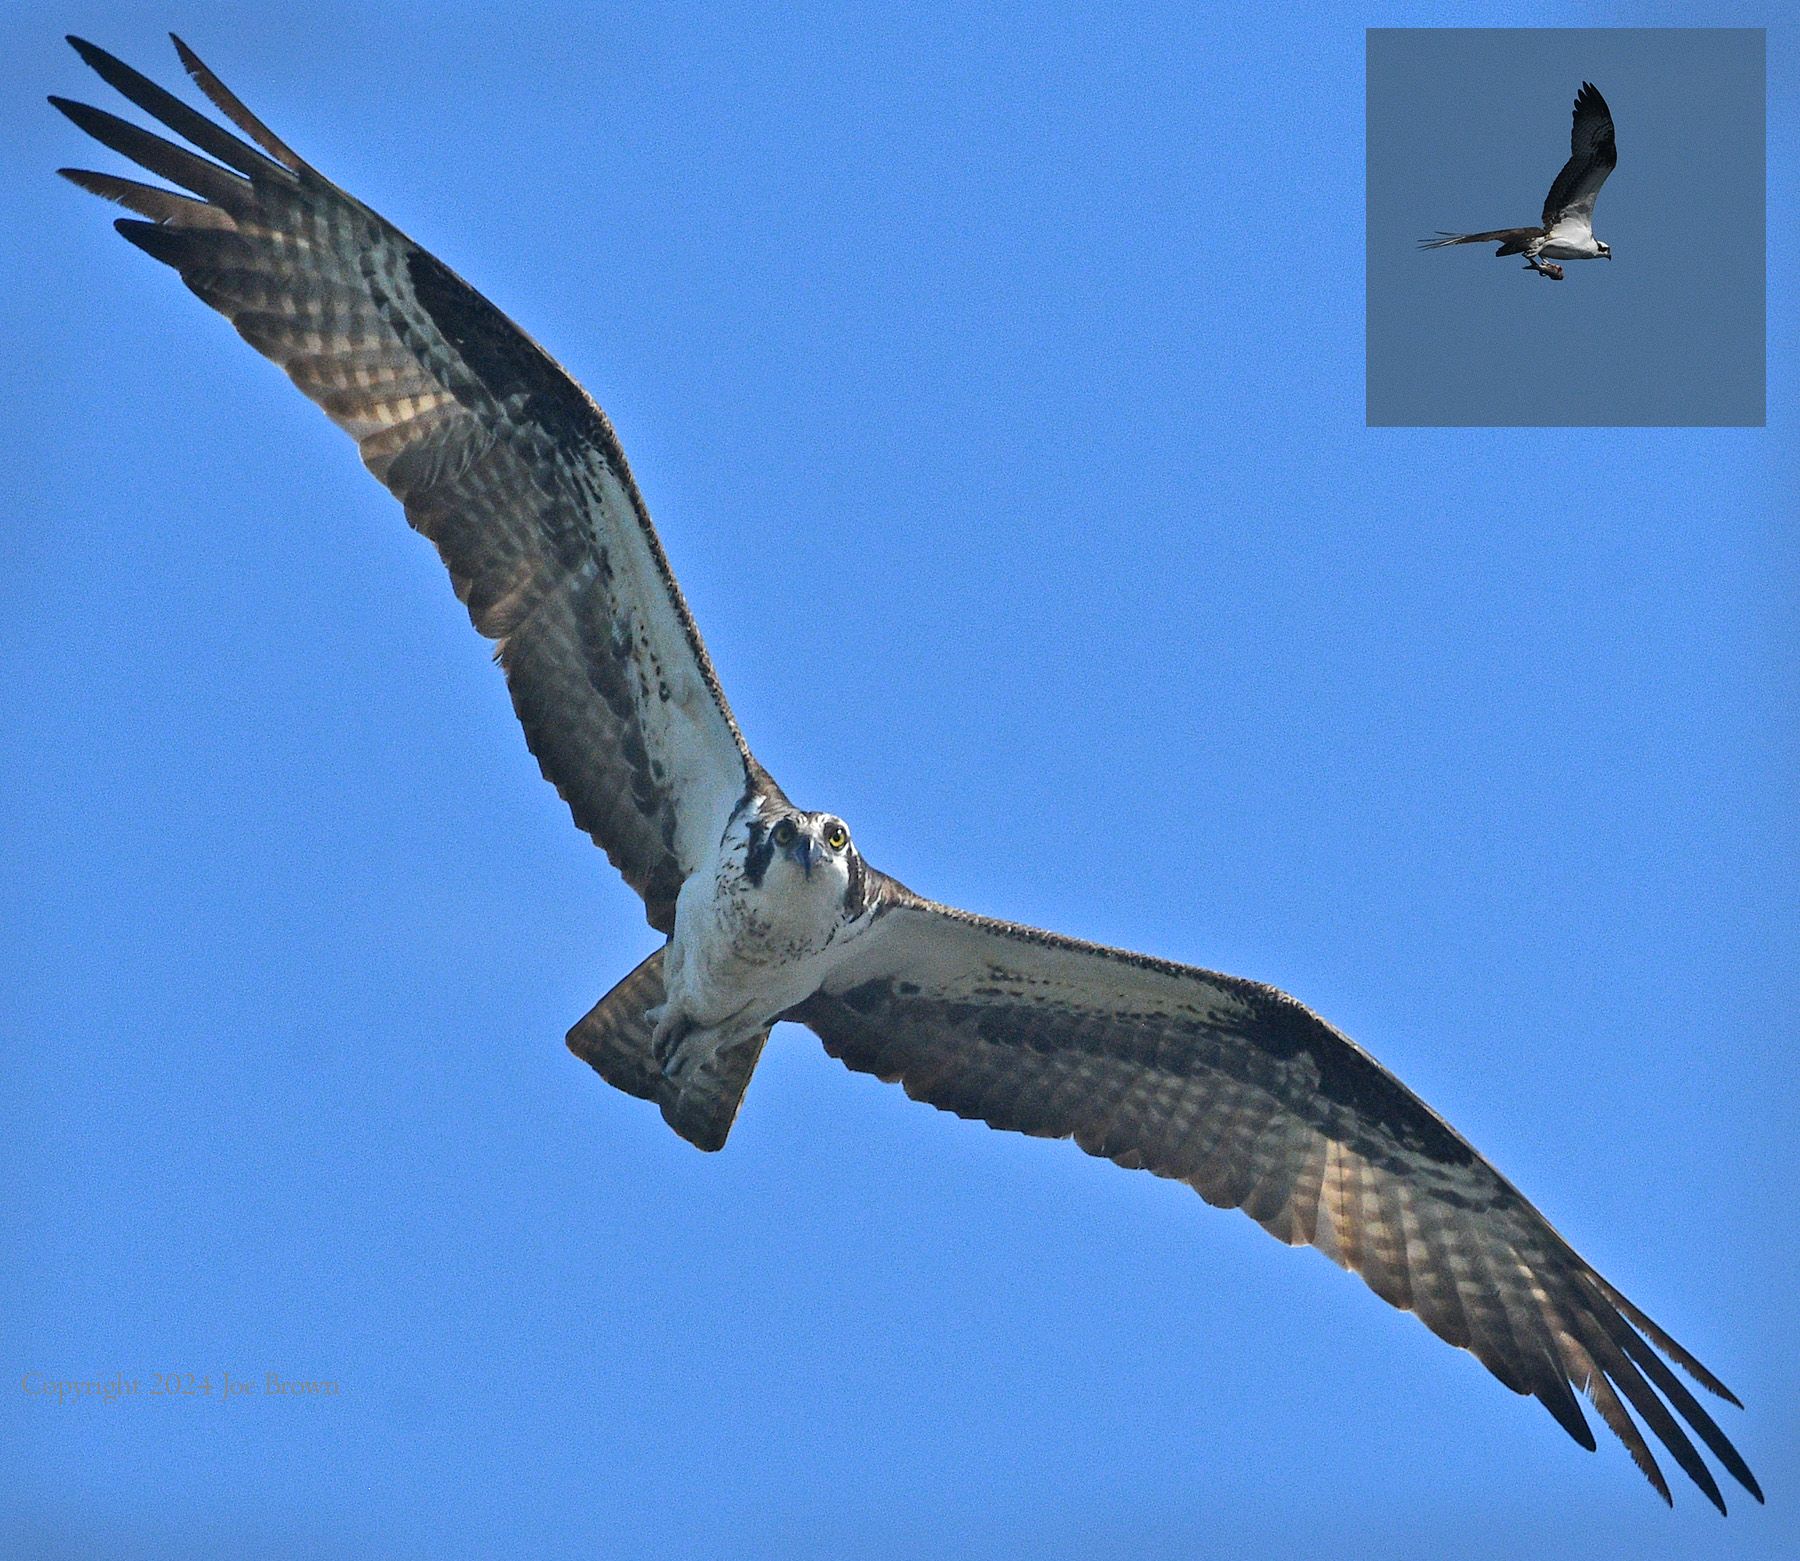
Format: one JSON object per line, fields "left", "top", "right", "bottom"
{"left": 790, "top": 882, "right": 1760, "bottom": 1512}
{"left": 54, "top": 36, "right": 760, "bottom": 931}
{"left": 1542, "top": 81, "right": 1617, "bottom": 229}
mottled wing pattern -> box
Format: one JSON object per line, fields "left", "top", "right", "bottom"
{"left": 1542, "top": 81, "right": 1617, "bottom": 228}
{"left": 790, "top": 887, "right": 1760, "bottom": 1512}
{"left": 54, "top": 36, "right": 755, "bottom": 931}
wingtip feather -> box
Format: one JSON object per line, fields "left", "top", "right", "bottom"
{"left": 66, "top": 35, "right": 116, "bottom": 75}
{"left": 112, "top": 215, "right": 185, "bottom": 264}
{"left": 166, "top": 33, "right": 306, "bottom": 172}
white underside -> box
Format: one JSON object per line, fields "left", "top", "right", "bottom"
{"left": 659, "top": 799, "right": 868, "bottom": 1043}
{"left": 1538, "top": 216, "right": 1603, "bottom": 260}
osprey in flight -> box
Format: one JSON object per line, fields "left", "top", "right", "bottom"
{"left": 58, "top": 38, "right": 1756, "bottom": 1510}
{"left": 1420, "top": 82, "right": 1617, "bottom": 281}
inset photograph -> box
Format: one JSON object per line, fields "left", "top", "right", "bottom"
{"left": 1367, "top": 28, "right": 1765, "bottom": 426}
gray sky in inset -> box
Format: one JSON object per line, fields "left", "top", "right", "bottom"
{"left": 1368, "top": 29, "right": 1764, "bottom": 426}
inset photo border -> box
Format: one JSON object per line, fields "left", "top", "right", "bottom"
{"left": 1367, "top": 28, "right": 1765, "bottom": 427}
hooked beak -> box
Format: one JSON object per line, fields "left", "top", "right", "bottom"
{"left": 788, "top": 835, "right": 819, "bottom": 878}
{"left": 1604, "top": 251, "right": 1611, "bottom": 260}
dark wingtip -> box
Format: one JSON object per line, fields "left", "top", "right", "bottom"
{"left": 67, "top": 34, "right": 107, "bottom": 68}
{"left": 1559, "top": 1404, "right": 1599, "bottom": 1453}
{"left": 164, "top": 31, "right": 306, "bottom": 172}
{"left": 65, "top": 36, "right": 151, "bottom": 99}
{"left": 1740, "top": 1466, "right": 1767, "bottom": 1505}
{"left": 46, "top": 94, "right": 107, "bottom": 132}
{"left": 45, "top": 94, "right": 90, "bottom": 127}
{"left": 112, "top": 215, "right": 184, "bottom": 264}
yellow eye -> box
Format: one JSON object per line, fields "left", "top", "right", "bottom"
{"left": 771, "top": 819, "right": 796, "bottom": 846}
{"left": 825, "top": 823, "right": 848, "bottom": 851}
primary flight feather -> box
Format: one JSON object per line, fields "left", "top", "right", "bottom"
{"left": 56, "top": 37, "right": 1757, "bottom": 1510}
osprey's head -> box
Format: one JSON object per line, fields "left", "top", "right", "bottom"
{"left": 1597, "top": 241, "right": 1612, "bottom": 259}
{"left": 727, "top": 797, "right": 870, "bottom": 919}
{"left": 767, "top": 810, "right": 853, "bottom": 881}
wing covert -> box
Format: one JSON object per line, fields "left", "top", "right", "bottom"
{"left": 55, "top": 35, "right": 758, "bottom": 930}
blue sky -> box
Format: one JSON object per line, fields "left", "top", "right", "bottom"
{"left": 4, "top": 3, "right": 1794, "bottom": 1557}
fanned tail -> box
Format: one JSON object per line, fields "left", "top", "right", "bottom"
{"left": 566, "top": 949, "right": 767, "bottom": 1152}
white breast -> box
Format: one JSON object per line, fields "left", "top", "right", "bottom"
{"left": 1541, "top": 217, "right": 1600, "bottom": 259}
{"left": 663, "top": 805, "right": 869, "bottom": 1032}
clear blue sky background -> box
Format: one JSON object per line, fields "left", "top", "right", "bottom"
{"left": 1368, "top": 27, "right": 1766, "bottom": 426}
{"left": 4, "top": 3, "right": 1794, "bottom": 1557}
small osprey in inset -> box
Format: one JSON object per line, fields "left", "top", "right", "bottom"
{"left": 57, "top": 39, "right": 1759, "bottom": 1510}
{"left": 1421, "top": 82, "right": 1616, "bottom": 281}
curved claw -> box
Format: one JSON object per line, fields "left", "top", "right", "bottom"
{"left": 648, "top": 1003, "right": 689, "bottom": 1069}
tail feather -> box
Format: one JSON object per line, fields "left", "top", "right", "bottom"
{"left": 566, "top": 948, "right": 767, "bottom": 1152}
{"left": 1419, "top": 227, "right": 1540, "bottom": 255}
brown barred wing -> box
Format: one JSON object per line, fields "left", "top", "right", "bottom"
{"left": 790, "top": 891, "right": 1759, "bottom": 1511}
{"left": 54, "top": 36, "right": 757, "bottom": 931}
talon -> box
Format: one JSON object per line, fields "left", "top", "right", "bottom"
{"left": 656, "top": 1032, "right": 692, "bottom": 1082}
{"left": 649, "top": 1005, "right": 687, "bottom": 1069}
